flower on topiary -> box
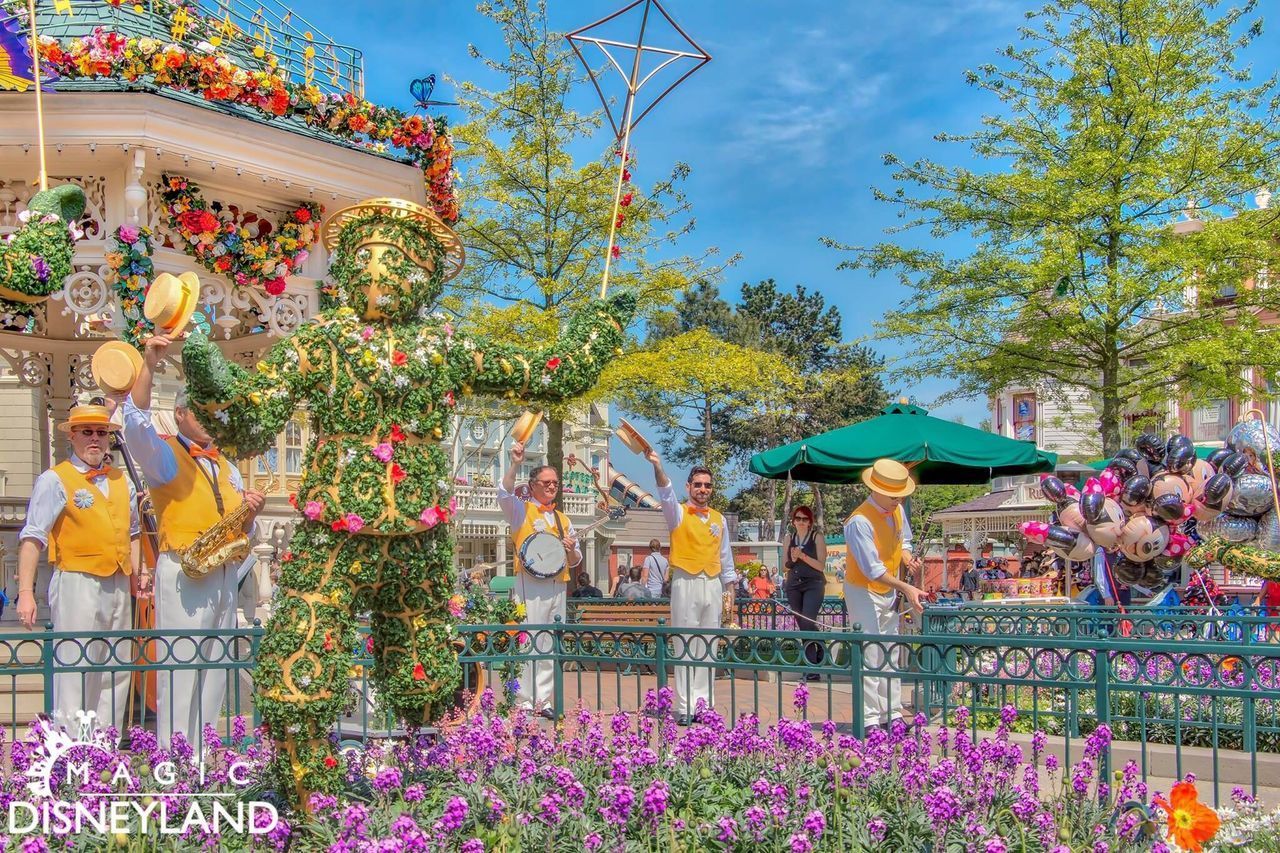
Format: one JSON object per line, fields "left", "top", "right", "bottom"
{"left": 0, "top": 183, "right": 86, "bottom": 326}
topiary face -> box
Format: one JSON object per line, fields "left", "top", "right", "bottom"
{"left": 323, "top": 213, "right": 448, "bottom": 322}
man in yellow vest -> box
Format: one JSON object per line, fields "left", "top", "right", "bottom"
{"left": 499, "top": 440, "right": 581, "bottom": 719}
{"left": 645, "top": 451, "right": 737, "bottom": 725}
{"left": 117, "top": 334, "right": 264, "bottom": 748}
{"left": 16, "top": 404, "right": 141, "bottom": 739}
{"left": 844, "top": 458, "right": 926, "bottom": 731}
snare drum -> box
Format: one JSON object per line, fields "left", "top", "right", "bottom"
{"left": 518, "top": 531, "right": 567, "bottom": 580}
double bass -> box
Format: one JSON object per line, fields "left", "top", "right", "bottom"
{"left": 111, "top": 429, "right": 160, "bottom": 722}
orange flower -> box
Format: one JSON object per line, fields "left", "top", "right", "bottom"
{"left": 1221, "top": 656, "right": 1240, "bottom": 674}
{"left": 412, "top": 662, "right": 426, "bottom": 681}
{"left": 1154, "top": 781, "right": 1219, "bottom": 852}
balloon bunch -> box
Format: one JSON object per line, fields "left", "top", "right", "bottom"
{"left": 1020, "top": 426, "right": 1280, "bottom": 589}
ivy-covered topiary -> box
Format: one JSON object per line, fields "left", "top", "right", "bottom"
{"left": 0, "top": 184, "right": 86, "bottom": 325}
{"left": 181, "top": 198, "right": 634, "bottom": 805}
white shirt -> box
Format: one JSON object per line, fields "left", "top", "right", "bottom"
{"left": 656, "top": 482, "right": 738, "bottom": 585}
{"left": 496, "top": 484, "right": 583, "bottom": 569}
{"left": 20, "top": 453, "right": 141, "bottom": 547}
{"left": 643, "top": 552, "right": 669, "bottom": 597}
{"left": 843, "top": 500, "right": 913, "bottom": 583}
{"left": 121, "top": 396, "right": 252, "bottom": 539}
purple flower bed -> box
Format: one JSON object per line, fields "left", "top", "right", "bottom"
{"left": 0, "top": 687, "right": 1205, "bottom": 851}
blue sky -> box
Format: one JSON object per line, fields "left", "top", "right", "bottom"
{"left": 292, "top": 1, "right": 1276, "bottom": 493}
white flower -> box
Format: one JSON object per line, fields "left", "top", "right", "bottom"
{"left": 214, "top": 409, "right": 230, "bottom": 425}
{"left": 297, "top": 676, "right": 311, "bottom": 688}
{"left": 375, "top": 293, "right": 392, "bottom": 306}
{"left": 72, "top": 489, "right": 95, "bottom": 509}
{"left": 393, "top": 374, "right": 409, "bottom": 388}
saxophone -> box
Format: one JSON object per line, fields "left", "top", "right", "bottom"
{"left": 179, "top": 500, "right": 254, "bottom": 579}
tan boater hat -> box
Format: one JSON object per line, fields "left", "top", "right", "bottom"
{"left": 614, "top": 418, "right": 652, "bottom": 456}
{"left": 512, "top": 410, "right": 543, "bottom": 444}
{"left": 861, "top": 458, "right": 917, "bottom": 498}
{"left": 58, "top": 403, "right": 121, "bottom": 434}
{"left": 91, "top": 341, "right": 143, "bottom": 394}
{"left": 143, "top": 271, "right": 200, "bottom": 334}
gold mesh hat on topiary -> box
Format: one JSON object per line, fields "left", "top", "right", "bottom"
{"left": 322, "top": 197, "right": 465, "bottom": 283}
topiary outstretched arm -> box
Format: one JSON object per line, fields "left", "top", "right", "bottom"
{"left": 182, "top": 327, "right": 314, "bottom": 459}
{"left": 451, "top": 293, "right": 636, "bottom": 404}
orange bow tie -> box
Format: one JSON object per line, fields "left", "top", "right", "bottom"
{"left": 188, "top": 444, "right": 220, "bottom": 462}
{"left": 535, "top": 502, "right": 557, "bottom": 513}
{"left": 688, "top": 506, "right": 710, "bottom": 517}
{"left": 83, "top": 466, "right": 111, "bottom": 480}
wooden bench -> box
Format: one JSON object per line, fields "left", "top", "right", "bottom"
{"left": 565, "top": 600, "right": 672, "bottom": 673}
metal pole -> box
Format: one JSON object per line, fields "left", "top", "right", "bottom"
{"left": 26, "top": 0, "right": 48, "bottom": 190}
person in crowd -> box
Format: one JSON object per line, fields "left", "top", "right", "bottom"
{"left": 120, "top": 335, "right": 264, "bottom": 749}
{"left": 1256, "top": 578, "right": 1280, "bottom": 641}
{"left": 617, "top": 565, "right": 650, "bottom": 601}
{"left": 843, "top": 459, "right": 926, "bottom": 732}
{"left": 642, "top": 539, "right": 669, "bottom": 598}
{"left": 645, "top": 450, "right": 737, "bottom": 725}
{"left": 749, "top": 565, "right": 777, "bottom": 600}
{"left": 570, "top": 570, "right": 603, "bottom": 599}
{"left": 499, "top": 440, "right": 580, "bottom": 720}
{"left": 1092, "top": 549, "right": 1131, "bottom": 609}
{"left": 783, "top": 505, "right": 827, "bottom": 681}
{"left": 960, "top": 561, "right": 980, "bottom": 600}
{"left": 608, "top": 567, "right": 627, "bottom": 597}
{"left": 16, "top": 403, "right": 141, "bottom": 739}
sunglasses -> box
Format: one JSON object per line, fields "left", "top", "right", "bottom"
{"left": 533, "top": 479, "right": 560, "bottom": 488}
{"left": 74, "top": 429, "right": 111, "bottom": 438}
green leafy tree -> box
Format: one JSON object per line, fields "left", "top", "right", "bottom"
{"left": 826, "top": 0, "right": 1280, "bottom": 455}
{"left": 450, "top": 0, "right": 729, "bottom": 470}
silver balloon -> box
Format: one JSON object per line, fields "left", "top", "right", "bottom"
{"left": 1227, "top": 473, "right": 1276, "bottom": 517}
{"left": 1227, "top": 420, "right": 1280, "bottom": 470}
{"left": 1257, "top": 511, "right": 1280, "bottom": 551}
{"left": 1199, "top": 512, "right": 1259, "bottom": 543}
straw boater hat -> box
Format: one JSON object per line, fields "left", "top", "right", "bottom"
{"left": 143, "top": 271, "right": 200, "bottom": 334}
{"left": 321, "top": 197, "right": 466, "bottom": 284}
{"left": 90, "top": 340, "right": 144, "bottom": 394}
{"left": 861, "top": 458, "right": 916, "bottom": 498}
{"left": 512, "top": 410, "right": 543, "bottom": 444}
{"left": 614, "top": 418, "right": 652, "bottom": 456}
{"left": 58, "top": 403, "right": 121, "bottom": 434}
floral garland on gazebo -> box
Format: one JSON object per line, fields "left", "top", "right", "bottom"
{"left": 23, "top": 24, "right": 458, "bottom": 222}
{"left": 102, "top": 223, "right": 154, "bottom": 347}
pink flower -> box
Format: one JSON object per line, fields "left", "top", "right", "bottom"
{"left": 448, "top": 595, "right": 466, "bottom": 618}
{"left": 420, "top": 506, "right": 444, "bottom": 529}
{"left": 448, "top": 496, "right": 458, "bottom": 516}
{"left": 442, "top": 322, "right": 454, "bottom": 338}
{"left": 444, "top": 390, "right": 455, "bottom": 407}
{"left": 344, "top": 513, "right": 365, "bottom": 534}
{"left": 303, "top": 500, "right": 324, "bottom": 520}
{"left": 372, "top": 443, "right": 394, "bottom": 462}
{"left": 117, "top": 225, "right": 140, "bottom": 244}
{"left": 361, "top": 326, "right": 375, "bottom": 341}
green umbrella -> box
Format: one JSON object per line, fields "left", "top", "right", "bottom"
{"left": 748, "top": 401, "right": 1057, "bottom": 485}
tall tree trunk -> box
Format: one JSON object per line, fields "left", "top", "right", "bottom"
{"left": 810, "top": 482, "right": 826, "bottom": 533}
{"left": 1100, "top": 344, "right": 1121, "bottom": 456}
{"left": 547, "top": 417, "right": 565, "bottom": 479}
{"left": 780, "top": 476, "right": 795, "bottom": 541}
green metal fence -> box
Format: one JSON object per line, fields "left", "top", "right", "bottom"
{"left": 3, "top": 604, "right": 1279, "bottom": 806}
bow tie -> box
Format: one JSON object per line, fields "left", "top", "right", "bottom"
{"left": 188, "top": 444, "right": 220, "bottom": 462}
{"left": 83, "top": 466, "right": 111, "bottom": 480}
{"left": 688, "top": 506, "right": 710, "bottom": 517}
{"left": 535, "top": 502, "right": 557, "bottom": 514}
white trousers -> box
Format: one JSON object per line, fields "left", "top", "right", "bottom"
{"left": 670, "top": 569, "right": 723, "bottom": 717}
{"left": 844, "top": 583, "right": 902, "bottom": 727}
{"left": 48, "top": 570, "right": 131, "bottom": 740}
{"left": 154, "top": 551, "right": 237, "bottom": 749}
{"left": 515, "top": 573, "right": 566, "bottom": 710}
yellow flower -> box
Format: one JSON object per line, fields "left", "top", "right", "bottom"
{"left": 360, "top": 350, "right": 376, "bottom": 367}
{"left": 248, "top": 392, "right": 263, "bottom": 406}
{"left": 514, "top": 603, "right": 527, "bottom": 619}
{"left": 413, "top": 615, "right": 427, "bottom": 630}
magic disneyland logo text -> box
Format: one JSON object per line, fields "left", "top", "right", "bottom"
{"left": 7, "top": 719, "right": 279, "bottom": 838}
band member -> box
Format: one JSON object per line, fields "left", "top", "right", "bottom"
{"left": 499, "top": 441, "right": 581, "bottom": 719}
{"left": 16, "top": 404, "right": 141, "bottom": 739}
{"left": 843, "top": 459, "right": 925, "bottom": 731}
{"left": 645, "top": 451, "right": 737, "bottom": 725}
{"left": 118, "top": 334, "right": 264, "bottom": 748}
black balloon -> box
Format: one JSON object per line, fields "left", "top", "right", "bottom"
{"left": 1040, "top": 476, "right": 1073, "bottom": 507}
{"left": 1107, "top": 457, "right": 1139, "bottom": 480}
{"left": 1207, "top": 448, "right": 1234, "bottom": 470}
{"left": 1136, "top": 434, "right": 1165, "bottom": 464}
{"left": 1151, "top": 492, "right": 1186, "bottom": 522}
{"left": 1120, "top": 475, "right": 1153, "bottom": 505}
{"left": 1201, "top": 473, "right": 1234, "bottom": 509}
{"left": 1112, "top": 557, "right": 1149, "bottom": 585}
{"left": 1044, "top": 525, "right": 1081, "bottom": 551}
{"left": 1164, "top": 435, "right": 1196, "bottom": 474}
{"left": 1116, "top": 448, "right": 1144, "bottom": 464}
{"left": 1080, "top": 490, "right": 1107, "bottom": 523}
{"left": 1219, "top": 452, "right": 1249, "bottom": 479}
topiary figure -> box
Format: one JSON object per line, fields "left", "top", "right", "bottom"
{"left": 181, "top": 198, "right": 633, "bottom": 803}
{"left": 0, "top": 184, "right": 86, "bottom": 324}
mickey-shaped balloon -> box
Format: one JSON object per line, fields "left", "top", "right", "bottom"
{"left": 1164, "top": 434, "right": 1196, "bottom": 475}
{"left": 1118, "top": 514, "right": 1171, "bottom": 562}
{"left": 1021, "top": 520, "right": 1095, "bottom": 562}
{"left": 1080, "top": 479, "right": 1126, "bottom": 549}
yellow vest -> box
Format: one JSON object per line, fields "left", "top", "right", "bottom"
{"left": 669, "top": 504, "right": 726, "bottom": 577}
{"left": 513, "top": 502, "right": 573, "bottom": 582}
{"left": 48, "top": 461, "right": 132, "bottom": 577}
{"left": 149, "top": 436, "right": 243, "bottom": 552}
{"left": 845, "top": 499, "right": 903, "bottom": 595}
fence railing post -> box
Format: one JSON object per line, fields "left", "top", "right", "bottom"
{"left": 552, "top": 616, "right": 565, "bottom": 719}
{"left": 1094, "top": 646, "right": 1111, "bottom": 780}
{"left": 41, "top": 622, "right": 55, "bottom": 717}
{"left": 850, "top": 621, "right": 864, "bottom": 739}
{"left": 249, "top": 619, "right": 263, "bottom": 731}
{"left": 655, "top": 618, "right": 668, "bottom": 692}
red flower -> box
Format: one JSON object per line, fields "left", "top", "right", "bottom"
{"left": 622, "top": 169, "right": 632, "bottom": 182}
{"left": 388, "top": 423, "right": 406, "bottom": 443}
{"left": 294, "top": 208, "right": 312, "bottom": 223}
{"left": 178, "top": 210, "right": 220, "bottom": 235}
{"left": 611, "top": 245, "right": 622, "bottom": 260}
{"left": 282, "top": 551, "right": 294, "bottom": 562}
{"left": 331, "top": 518, "right": 348, "bottom": 532}
{"left": 391, "top": 350, "right": 408, "bottom": 366}
{"left": 614, "top": 212, "right": 625, "bottom": 228}
{"left": 620, "top": 192, "right": 633, "bottom": 207}
{"left": 323, "top": 756, "right": 338, "bottom": 769}
{"left": 288, "top": 493, "right": 297, "bottom": 508}
{"left": 214, "top": 256, "right": 232, "bottom": 272}
{"left": 545, "top": 357, "right": 561, "bottom": 371}
{"left": 323, "top": 632, "right": 334, "bottom": 652}
{"left": 265, "top": 278, "right": 287, "bottom": 296}
{"left": 365, "top": 635, "right": 375, "bottom": 653}
{"left": 443, "top": 390, "right": 455, "bottom": 407}
{"left": 412, "top": 662, "right": 426, "bottom": 681}
{"left": 390, "top": 463, "right": 407, "bottom": 484}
